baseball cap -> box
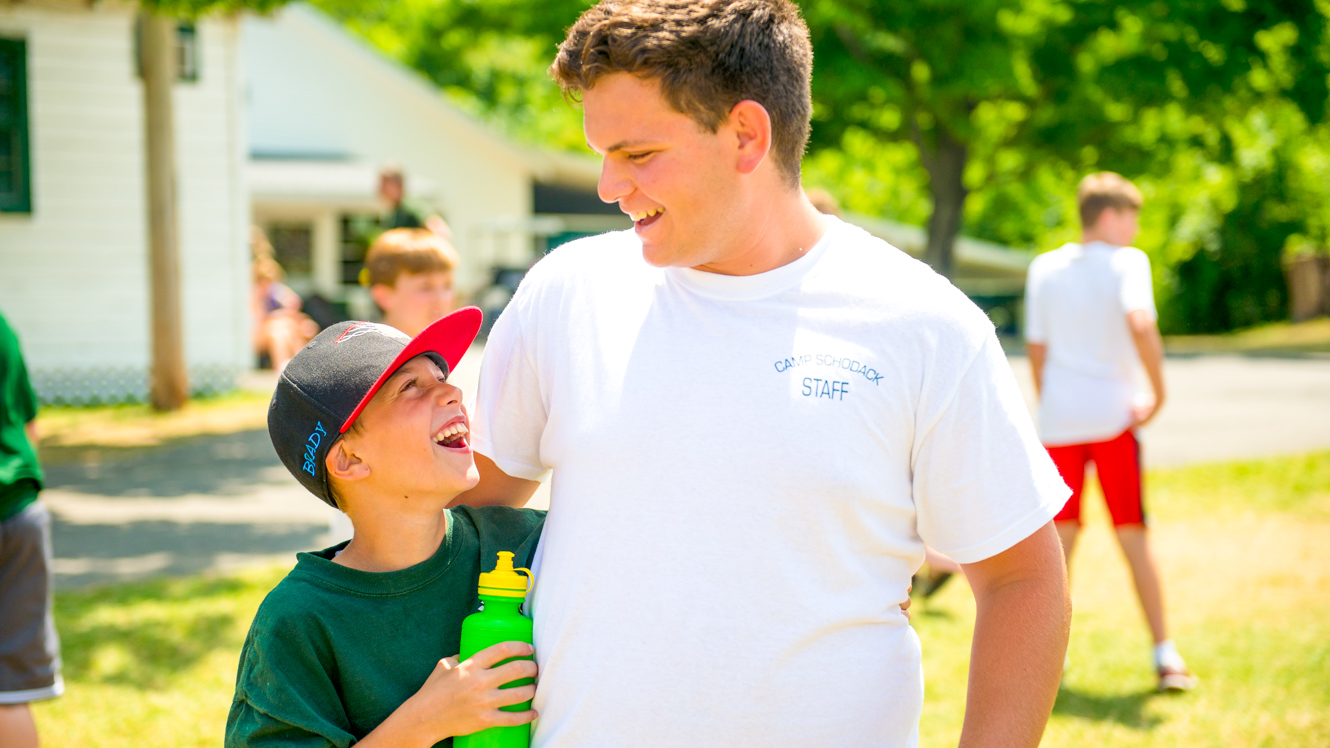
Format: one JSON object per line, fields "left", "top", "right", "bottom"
{"left": 267, "top": 307, "right": 483, "bottom": 507}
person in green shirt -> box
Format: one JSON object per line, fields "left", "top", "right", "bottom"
{"left": 0, "top": 311, "right": 62, "bottom": 748}
{"left": 227, "top": 308, "right": 543, "bottom": 748}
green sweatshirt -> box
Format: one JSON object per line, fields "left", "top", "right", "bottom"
{"left": 226, "top": 505, "right": 545, "bottom": 748}
{"left": 0, "top": 312, "right": 41, "bottom": 521}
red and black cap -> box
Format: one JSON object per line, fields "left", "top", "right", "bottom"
{"left": 267, "top": 307, "right": 483, "bottom": 507}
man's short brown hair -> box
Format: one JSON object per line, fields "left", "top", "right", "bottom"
{"left": 550, "top": 0, "right": 813, "bottom": 187}
{"left": 1077, "top": 172, "right": 1144, "bottom": 228}
{"left": 364, "top": 229, "right": 460, "bottom": 288}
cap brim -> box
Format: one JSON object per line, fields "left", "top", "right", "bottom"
{"left": 338, "top": 307, "right": 484, "bottom": 433}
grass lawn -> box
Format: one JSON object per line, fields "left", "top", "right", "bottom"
{"left": 31, "top": 451, "right": 1330, "bottom": 747}
{"left": 1164, "top": 317, "right": 1330, "bottom": 356}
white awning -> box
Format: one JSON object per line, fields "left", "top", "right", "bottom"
{"left": 247, "top": 158, "right": 437, "bottom": 206}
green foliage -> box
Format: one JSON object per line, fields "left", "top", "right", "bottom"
{"left": 1150, "top": 108, "right": 1330, "bottom": 333}
{"left": 801, "top": 0, "right": 1330, "bottom": 327}
{"left": 139, "top": 0, "right": 291, "bottom": 17}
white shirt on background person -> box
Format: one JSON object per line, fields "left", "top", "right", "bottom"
{"left": 1024, "top": 241, "right": 1158, "bottom": 446}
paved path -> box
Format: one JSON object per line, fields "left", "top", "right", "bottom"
{"left": 42, "top": 349, "right": 1329, "bottom": 589}
{"left": 1006, "top": 353, "right": 1330, "bottom": 467}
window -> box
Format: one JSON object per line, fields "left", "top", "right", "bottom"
{"left": 340, "top": 213, "right": 379, "bottom": 286}
{"left": 176, "top": 23, "right": 198, "bottom": 82}
{"left": 0, "top": 37, "right": 31, "bottom": 213}
{"left": 134, "top": 20, "right": 200, "bottom": 82}
{"left": 267, "top": 221, "right": 314, "bottom": 295}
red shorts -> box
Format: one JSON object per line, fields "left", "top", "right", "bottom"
{"left": 1046, "top": 430, "right": 1146, "bottom": 527}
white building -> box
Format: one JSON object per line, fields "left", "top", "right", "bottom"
{"left": 0, "top": 0, "right": 249, "bottom": 404}
{"left": 243, "top": 3, "right": 625, "bottom": 321}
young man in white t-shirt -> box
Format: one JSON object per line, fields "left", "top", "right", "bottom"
{"left": 1024, "top": 172, "right": 1197, "bottom": 692}
{"left": 454, "top": 2, "right": 1072, "bottom": 745}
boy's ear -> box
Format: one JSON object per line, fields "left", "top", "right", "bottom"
{"left": 369, "top": 283, "right": 396, "bottom": 314}
{"left": 326, "top": 439, "right": 371, "bottom": 483}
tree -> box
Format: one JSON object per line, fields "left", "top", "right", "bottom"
{"left": 803, "top": 0, "right": 1330, "bottom": 279}
{"left": 137, "top": 0, "right": 289, "bottom": 410}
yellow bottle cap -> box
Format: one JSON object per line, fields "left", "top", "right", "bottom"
{"left": 477, "top": 551, "right": 533, "bottom": 599}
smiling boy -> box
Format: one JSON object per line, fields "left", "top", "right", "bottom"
{"left": 226, "top": 308, "right": 543, "bottom": 748}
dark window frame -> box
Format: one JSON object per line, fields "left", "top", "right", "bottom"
{"left": 133, "top": 19, "right": 201, "bottom": 83}
{"left": 176, "top": 23, "right": 199, "bottom": 83}
{"left": 0, "top": 36, "right": 32, "bottom": 214}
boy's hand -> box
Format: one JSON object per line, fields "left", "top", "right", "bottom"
{"left": 360, "top": 641, "right": 537, "bottom": 748}
{"left": 1130, "top": 393, "right": 1162, "bottom": 428}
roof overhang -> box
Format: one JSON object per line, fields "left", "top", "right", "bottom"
{"left": 247, "top": 156, "right": 437, "bottom": 207}
{"left": 844, "top": 212, "right": 1032, "bottom": 296}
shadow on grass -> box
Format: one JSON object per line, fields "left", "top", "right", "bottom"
{"left": 55, "top": 574, "right": 257, "bottom": 691}
{"left": 1053, "top": 685, "right": 1164, "bottom": 730}
{"left": 51, "top": 516, "right": 323, "bottom": 589}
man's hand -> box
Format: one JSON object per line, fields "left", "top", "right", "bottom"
{"left": 958, "top": 521, "right": 1070, "bottom": 748}
{"left": 359, "top": 641, "right": 537, "bottom": 748}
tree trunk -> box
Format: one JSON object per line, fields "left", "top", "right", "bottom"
{"left": 141, "top": 12, "right": 188, "bottom": 411}
{"left": 918, "top": 128, "right": 969, "bottom": 280}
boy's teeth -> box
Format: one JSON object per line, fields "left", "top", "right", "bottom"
{"left": 630, "top": 208, "right": 663, "bottom": 221}
{"left": 434, "top": 423, "right": 469, "bottom": 444}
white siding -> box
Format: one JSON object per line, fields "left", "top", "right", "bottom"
{"left": 0, "top": 5, "right": 249, "bottom": 403}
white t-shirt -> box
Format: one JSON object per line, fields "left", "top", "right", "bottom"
{"left": 473, "top": 217, "right": 1068, "bottom": 748}
{"left": 1024, "top": 242, "right": 1157, "bottom": 446}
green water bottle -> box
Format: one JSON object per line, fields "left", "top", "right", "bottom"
{"left": 455, "top": 551, "right": 535, "bottom": 748}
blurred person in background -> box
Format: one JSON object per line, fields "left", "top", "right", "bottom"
{"left": 0, "top": 311, "right": 61, "bottom": 748}
{"left": 251, "top": 228, "right": 319, "bottom": 372}
{"left": 804, "top": 186, "right": 841, "bottom": 217}
{"left": 377, "top": 164, "right": 424, "bottom": 230}
{"left": 378, "top": 165, "right": 453, "bottom": 242}
{"left": 364, "top": 228, "right": 461, "bottom": 338}
{"left": 1025, "top": 171, "right": 1197, "bottom": 692}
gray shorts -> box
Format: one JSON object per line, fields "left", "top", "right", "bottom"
{"left": 0, "top": 500, "right": 63, "bottom": 703}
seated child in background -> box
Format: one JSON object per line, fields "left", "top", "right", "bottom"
{"left": 365, "top": 228, "right": 461, "bottom": 338}
{"left": 226, "top": 308, "right": 543, "bottom": 748}
{"left": 251, "top": 245, "right": 319, "bottom": 371}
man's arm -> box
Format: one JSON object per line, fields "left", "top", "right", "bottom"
{"left": 1026, "top": 343, "right": 1047, "bottom": 398}
{"left": 449, "top": 453, "right": 541, "bottom": 509}
{"left": 1127, "top": 309, "right": 1165, "bottom": 427}
{"left": 958, "top": 520, "right": 1071, "bottom": 748}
